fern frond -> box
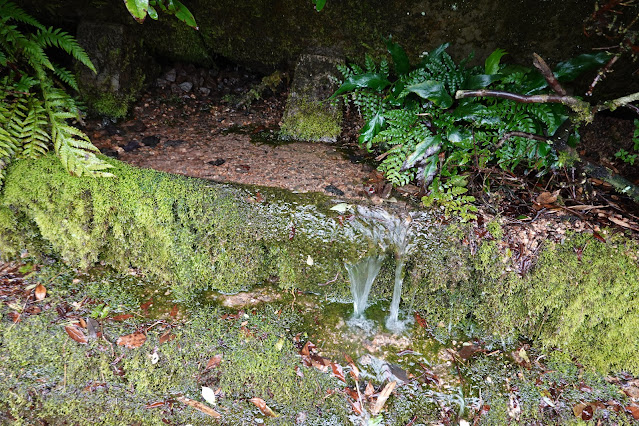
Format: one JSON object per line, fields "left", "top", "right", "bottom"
{"left": 52, "top": 63, "right": 78, "bottom": 91}
{"left": 35, "top": 27, "right": 96, "bottom": 73}
{"left": 0, "top": 0, "right": 44, "bottom": 29}
{"left": 20, "top": 98, "right": 50, "bottom": 158}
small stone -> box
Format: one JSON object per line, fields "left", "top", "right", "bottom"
{"left": 164, "top": 139, "right": 186, "bottom": 147}
{"left": 179, "top": 81, "right": 193, "bottom": 92}
{"left": 156, "top": 78, "right": 168, "bottom": 88}
{"left": 100, "top": 148, "right": 119, "bottom": 158}
{"left": 208, "top": 159, "right": 226, "bottom": 166}
{"left": 122, "top": 140, "right": 141, "bottom": 152}
{"left": 324, "top": 184, "right": 344, "bottom": 196}
{"left": 164, "top": 68, "right": 177, "bottom": 82}
{"left": 142, "top": 135, "right": 160, "bottom": 147}
{"left": 125, "top": 120, "right": 147, "bottom": 133}
{"left": 199, "top": 87, "right": 211, "bottom": 96}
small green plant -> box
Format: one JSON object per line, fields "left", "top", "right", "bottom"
{"left": 334, "top": 39, "right": 609, "bottom": 216}
{"left": 613, "top": 119, "right": 639, "bottom": 165}
{"left": 0, "top": 0, "right": 113, "bottom": 186}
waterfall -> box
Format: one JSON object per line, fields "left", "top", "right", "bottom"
{"left": 346, "top": 255, "right": 384, "bottom": 318}
{"left": 348, "top": 205, "right": 427, "bottom": 332}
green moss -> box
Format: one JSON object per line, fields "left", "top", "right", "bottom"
{"left": 280, "top": 98, "right": 342, "bottom": 141}
{"left": 511, "top": 233, "right": 639, "bottom": 373}
{"left": 0, "top": 283, "right": 347, "bottom": 424}
{"left": 0, "top": 155, "right": 365, "bottom": 301}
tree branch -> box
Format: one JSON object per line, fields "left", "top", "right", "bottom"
{"left": 455, "top": 89, "right": 595, "bottom": 121}
{"left": 532, "top": 53, "right": 566, "bottom": 96}
{"left": 496, "top": 131, "right": 548, "bottom": 149}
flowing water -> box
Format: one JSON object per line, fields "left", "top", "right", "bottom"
{"left": 348, "top": 205, "right": 429, "bottom": 332}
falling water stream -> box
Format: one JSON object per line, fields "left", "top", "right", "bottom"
{"left": 347, "top": 205, "right": 425, "bottom": 332}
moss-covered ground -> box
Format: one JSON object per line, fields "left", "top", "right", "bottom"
{"left": 1, "top": 156, "right": 639, "bottom": 423}
{"left": 1, "top": 259, "right": 638, "bottom": 425}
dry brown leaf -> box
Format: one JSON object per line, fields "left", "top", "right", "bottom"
{"left": 206, "top": 354, "right": 223, "bottom": 370}
{"left": 371, "top": 381, "right": 396, "bottom": 415}
{"left": 34, "top": 283, "right": 46, "bottom": 301}
{"left": 177, "top": 396, "right": 221, "bottom": 418}
{"left": 627, "top": 404, "right": 639, "bottom": 420}
{"left": 608, "top": 216, "right": 639, "bottom": 231}
{"left": 110, "top": 313, "right": 134, "bottom": 321}
{"left": 331, "top": 362, "right": 345, "bottom": 383}
{"left": 65, "top": 324, "right": 88, "bottom": 345}
{"left": 116, "top": 332, "right": 146, "bottom": 348}
{"left": 249, "top": 397, "right": 278, "bottom": 417}
{"left": 8, "top": 311, "right": 21, "bottom": 323}
{"left": 159, "top": 331, "right": 176, "bottom": 345}
{"left": 77, "top": 317, "right": 87, "bottom": 328}
{"left": 364, "top": 381, "right": 375, "bottom": 397}
{"left": 535, "top": 190, "right": 559, "bottom": 205}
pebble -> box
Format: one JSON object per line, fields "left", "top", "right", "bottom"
{"left": 142, "top": 135, "right": 160, "bottom": 147}
{"left": 179, "top": 81, "right": 193, "bottom": 92}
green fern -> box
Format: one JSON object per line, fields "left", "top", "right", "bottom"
{"left": 334, "top": 41, "right": 581, "bottom": 217}
{"left": 0, "top": 0, "right": 112, "bottom": 186}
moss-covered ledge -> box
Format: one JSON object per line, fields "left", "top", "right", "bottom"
{"left": 0, "top": 155, "right": 385, "bottom": 301}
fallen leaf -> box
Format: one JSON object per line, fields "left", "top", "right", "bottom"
{"left": 330, "top": 203, "right": 351, "bottom": 213}
{"left": 8, "top": 311, "right": 21, "bottom": 323}
{"left": 371, "top": 381, "right": 396, "bottom": 415}
{"left": 65, "top": 324, "right": 88, "bottom": 345}
{"left": 34, "top": 283, "right": 46, "bottom": 301}
{"left": 145, "top": 401, "right": 166, "bottom": 409}
{"left": 350, "top": 400, "right": 363, "bottom": 415}
{"left": 364, "top": 382, "right": 375, "bottom": 397}
{"left": 116, "top": 332, "right": 146, "bottom": 348}
{"left": 110, "top": 313, "right": 134, "bottom": 321}
{"left": 535, "top": 190, "right": 559, "bottom": 205}
{"left": 177, "top": 396, "right": 221, "bottom": 418}
{"left": 205, "top": 354, "right": 223, "bottom": 370}
{"left": 306, "top": 255, "right": 314, "bottom": 266}
{"left": 249, "top": 397, "right": 278, "bottom": 417}
{"left": 414, "top": 312, "right": 428, "bottom": 328}
{"left": 159, "top": 331, "right": 175, "bottom": 344}
{"left": 627, "top": 404, "right": 639, "bottom": 420}
{"left": 331, "top": 362, "right": 346, "bottom": 383}
{"left": 201, "top": 386, "right": 216, "bottom": 406}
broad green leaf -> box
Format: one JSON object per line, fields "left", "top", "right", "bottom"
{"left": 485, "top": 48, "right": 508, "bottom": 74}
{"left": 173, "top": 0, "right": 198, "bottom": 29}
{"left": 421, "top": 155, "right": 439, "bottom": 186}
{"left": 314, "top": 0, "right": 326, "bottom": 12}
{"left": 553, "top": 52, "right": 612, "bottom": 82}
{"left": 401, "top": 135, "right": 441, "bottom": 171}
{"left": 446, "top": 126, "right": 471, "bottom": 143}
{"left": 406, "top": 81, "right": 452, "bottom": 108}
{"left": 452, "top": 102, "right": 489, "bottom": 121}
{"left": 358, "top": 112, "right": 385, "bottom": 146}
{"left": 124, "top": 0, "right": 149, "bottom": 23}
{"left": 147, "top": 4, "right": 158, "bottom": 19}
{"left": 332, "top": 73, "right": 391, "bottom": 98}
{"left": 385, "top": 36, "right": 410, "bottom": 75}
{"left": 462, "top": 74, "right": 502, "bottom": 90}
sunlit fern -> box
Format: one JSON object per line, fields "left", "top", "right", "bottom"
{"left": 0, "top": 0, "right": 113, "bottom": 186}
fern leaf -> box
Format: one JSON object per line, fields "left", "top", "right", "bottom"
{"left": 0, "top": 0, "right": 44, "bottom": 29}
{"left": 36, "top": 27, "right": 95, "bottom": 73}
{"left": 52, "top": 63, "right": 78, "bottom": 91}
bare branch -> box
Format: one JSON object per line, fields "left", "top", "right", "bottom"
{"left": 455, "top": 89, "right": 594, "bottom": 121}
{"left": 532, "top": 53, "right": 566, "bottom": 95}
{"left": 600, "top": 91, "right": 639, "bottom": 112}
{"left": 587, "top": 54, "right": 619, "bottom": 96}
